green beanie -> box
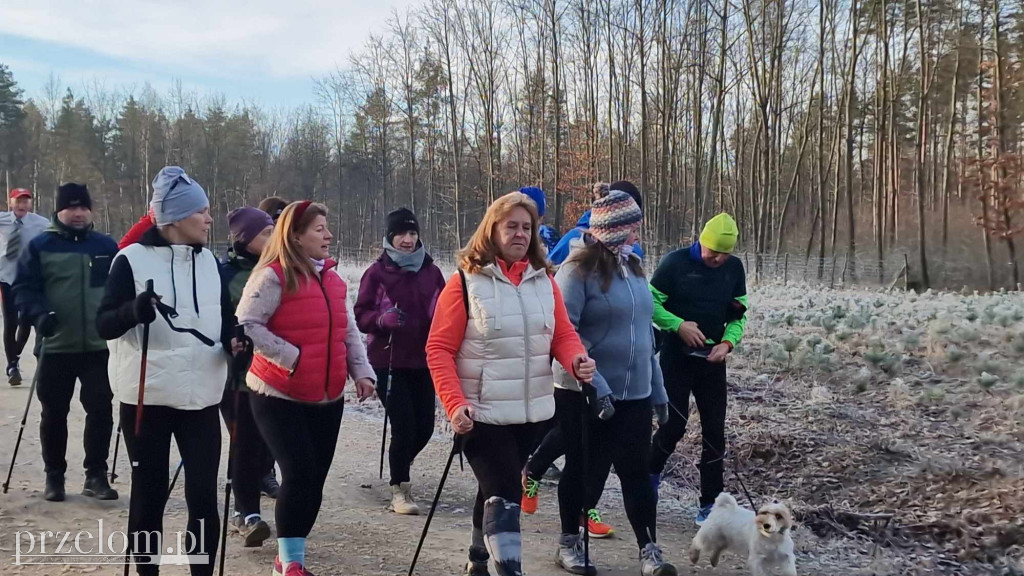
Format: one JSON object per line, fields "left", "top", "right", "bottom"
{"left": 699, "top": 213, "right": 739, "bottom": 253}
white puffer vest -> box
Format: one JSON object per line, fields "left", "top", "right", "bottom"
{"left": 455, "top": 263, "right": 556, "bottom": 425}
{"left": 108, "top": 243, "right": 227, "bottom": 410}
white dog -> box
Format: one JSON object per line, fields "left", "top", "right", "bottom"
{"left": 689, "top": 493, "right": 797, "bottom": 576}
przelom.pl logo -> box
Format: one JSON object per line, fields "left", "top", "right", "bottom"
{"left": 12, "top": 519, "right": 210, "bottom": 565}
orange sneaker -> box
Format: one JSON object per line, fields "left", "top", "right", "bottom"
{"left": 522, "top": 477, "right": 540, "bottom": 514}
{"left": 586, "top": 509, "right": 615, "bottom": 539}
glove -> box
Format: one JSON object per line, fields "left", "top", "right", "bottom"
{"left": 377, "top": 307, "right": 406, "bottom": 331}
{"left": 133, "top": 290, "right": 158, "bottom": 325}
{"left": 595, "top": 395, "right": 616, "bottom": 421}
{"left": 35, "top": 312, "right": 58, "bottom": 338}
{"left": 654, "top": 403, "right": 669, "bottom": 425}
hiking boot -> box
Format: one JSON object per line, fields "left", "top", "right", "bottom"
{"left": 391, "top": 483, "right": 420, "bottom": 515}
{"left": 587, "top": 509, "right": 615, "bottom": 539}
{"left": 465, "top": 545, "right": 491, "bottom": 576}
{"left": 239, "top": 516, "right": 271, "bottom": 548}
{"left": 695, "top": 503, "right": 713, "bottom": 526}
{"left": 521, "top": 476, "right": 540, "bottom": 515}
{"left": 261, "top": 472, "right": 281, "bottom": 499}
{"left": 44, "top": 475, "right": 65, "bottom": 502}
{"left": 555, "top": 532, "right": 597, "bottom": 575}
{"left": 7, "top": 362, "right": 21, "bottom": 386}
{"left": 639, "top": 542, "right": 677, "bottom": 576}
{"left": 82, "top": 474, "right": 119, "bottom": 500}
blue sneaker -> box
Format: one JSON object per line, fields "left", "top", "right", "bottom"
{"left": 695, "top": 504, "right": 713, "bottom": 526}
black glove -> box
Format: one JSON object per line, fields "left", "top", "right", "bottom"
{"left": 35, "top": 312, "right": 58, "bottom": 338}
{"left": 595, "top": 395, "right": 616, "bottom": 421}
{"left": 133, "top": 291, "right": 158, "bottom": 325}
{"left": 654, "top": 403, "right": 669, "bottom": 425}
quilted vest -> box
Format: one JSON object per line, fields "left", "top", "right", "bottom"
{"left": 108, "top": 244, "right": 227, "bottom": 410}
{"left": 455, "top": 263, "right": 556, "bottom": 425}
{"left": 249, "top": 261, "right": 349, "bottom": 402}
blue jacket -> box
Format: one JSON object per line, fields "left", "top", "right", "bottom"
{"left": 548, "top": 210, "right": 644, "bottom": 265}
{"left": 553, "top": 239, "right": 668, "bottom": 405}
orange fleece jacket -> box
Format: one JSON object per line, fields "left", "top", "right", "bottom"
{"left": 426, "top": 259, "right": 586, "bottom": 420}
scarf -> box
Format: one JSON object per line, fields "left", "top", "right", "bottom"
{"left": 311, "top": 258, "right": 326, "bottom": 273}
{"left": 383, "top": 237, "right": 426, "bottom": 273}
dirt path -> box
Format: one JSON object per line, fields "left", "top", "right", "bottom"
{"left": 0, "top": 341, "right": 873, "bottom": 576}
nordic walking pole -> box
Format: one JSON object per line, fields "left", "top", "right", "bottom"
{"left": 407, "top": 435, "right": 461, "bottom": 576}
{"left": 167, "top": 460, "right": 183, "bottom": 498}
{"left": 379, "top": 333, "right": 394, "bottom": 480}
{"left": 219, "top": 325, "right": 252, "bottom": 576}
{"left": 125, "top": 279, "right": 155, "bottom": 576}
{"left": 110, "top": 425, "right": 121, "bottom": 483}
{"left": 580, "top": 381, "right": 592, "bottom": 573}
{"left": 2, "top": 338, "right": 46, "bottom": 494}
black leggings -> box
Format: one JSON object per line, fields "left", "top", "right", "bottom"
{"left": 0, "top": 281, "right": 30, "bottom": 365}
{"left": 462, "top": 420, "right": 548, "bottom": 529}
{"left": 375, "top": 367, "right": 436, "bottom": 486}
{"left": 250, "top": 393, "right": 344, "bottom": 538}
{"left": 37, "top": 351, "right": 113, "bottom": 477}
{"left": 649, "top": 353, "right": 727, "bottom": 507}
{"left": 524, "top": 421, "right": 565, "bottom": 481}
{"left": 557, "top": 388, "right": 658, "bottom": 548}
{"left": 220, "top": 390, "right": 272, "bottom": 517}
{"left": 120, "top": 403, "right": 221, "bottom": 576}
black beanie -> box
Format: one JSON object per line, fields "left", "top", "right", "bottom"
{"left": 386, "top": 208, "right": 420, "bottom": 242}
{"left": 56, "top": 183, "right": 92, "bottom": 212}
{"left": 609, "top": 180, "right": 642, "bottom": 213}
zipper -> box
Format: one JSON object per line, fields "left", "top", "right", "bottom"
{"left": 516, "top": 285, "right": 530, "bottom": 421}
{"left": 81, "top": 250, "right": 88, "bottom": 352}
{"left": 622, "top": 275, "right": 636, "bottom": 400}
{"left": 318, "top": 273, "right": 333, "bottom": 396}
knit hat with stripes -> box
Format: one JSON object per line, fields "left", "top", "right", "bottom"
{"left": 589, "top": 190, "right": 642, "bottom": 249}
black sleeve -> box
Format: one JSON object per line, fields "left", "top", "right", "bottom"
{"left": 732, "top": 257, "right": 747, "bottom": 298}
{"left": 96, "top": 254, "right": 140, "bottom": 340}
{"left": 13, "top": 240, "right": 49, "bottom": 324}
{"left": 220, "top": 276, "right": 235, "bottom": 353}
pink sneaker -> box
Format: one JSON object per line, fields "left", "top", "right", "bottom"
{"left": 274, "top": 557, "right": 316, "bottom": 576}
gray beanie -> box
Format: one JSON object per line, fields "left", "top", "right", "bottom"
{"left": 151, "top": 166, "right": 209, "bottom": 226}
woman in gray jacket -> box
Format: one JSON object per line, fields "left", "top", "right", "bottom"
{"left": 553, "top": 191, "right": 676, "bottom": 576}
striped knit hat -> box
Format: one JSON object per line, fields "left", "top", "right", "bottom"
{"left": 589, "top": 190, "right": 643, "bottom": 249}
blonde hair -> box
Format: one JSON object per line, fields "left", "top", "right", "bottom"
{"left": 256, "top": 201, "right": 329, "bottom": 293}
{"left": 458, "top": 192, "right": 552, "bottom": 275}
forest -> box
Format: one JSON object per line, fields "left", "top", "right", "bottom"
{"left": 1, "top": 0, "right": 1023, "bottom": 290}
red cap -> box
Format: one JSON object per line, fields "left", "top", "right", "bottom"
{"left": 9, "top": 188, "right": 32, "bottom": 199}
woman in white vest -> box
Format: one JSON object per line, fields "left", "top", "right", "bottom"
{"left": 97, "top": 167, "right": 238, "bottom": 576}
{"left": 426, "top": 192, "right": 596, "bottom": 576}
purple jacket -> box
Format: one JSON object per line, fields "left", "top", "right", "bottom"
{"left": 354, "top": 251, "right": 447, "bottom": 370}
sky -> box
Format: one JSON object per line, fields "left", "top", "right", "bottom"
{"left": 0, "top": 0, "right": 419, "bottom": 109}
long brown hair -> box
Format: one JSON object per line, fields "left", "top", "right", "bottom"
{"left": 256, "top": 201, "right": 329, "bottom": 293}
{"left": 458, "top": 192, "right": 552, "bottom": 275}
{"left": 566, "top": 234, "right": 644, "bottom": 292}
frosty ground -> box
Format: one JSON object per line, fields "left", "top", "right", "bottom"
{"left": 0, "top": 269, "right": 1020, "bottom": 576}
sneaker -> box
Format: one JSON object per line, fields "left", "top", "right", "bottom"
{"left": 7, "top": 362, "right": 21, "bottom": 386}
{"left": 261, "top": 472, "right": 281, "bottom": 499}
{"left": 586, "top": 509, "right": 614, "bottom": 539}
{"left": 639, "top": 542, "right": 677, "bottom": 576}
{"left": 695, "top": 503, "right": 713, "bottom": 526}
{"left": 555, "top": 532, "right": 597, "bottom": 575}
{"left": 44, "top": 474, "right": 65, "bottom": 502}
{"left": 273, "top": 557, "right": 317, "bottom": 576}
{"left": 391, "top": 483, "right": 421, "bottom": 515}
{"left": 82, "top": 474, "right": 119, "bottom": 500}
{"left": 231, "top": 513, "right": 244, "bottom": 533}
{"left": 521, "top": 477, "right": 540, "bottom": 515}
{"left": 239, "top": 516, "right": 271, "bottom": 548}
{"left": 465, "top": 545, "right": 490, "bottom": 576}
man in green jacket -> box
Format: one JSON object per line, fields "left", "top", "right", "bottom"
{"left": 14, "top": 183, "right": 119, "bottom": 502}
{"left": 647, "top": 213, "right": 748, "bottom": 525}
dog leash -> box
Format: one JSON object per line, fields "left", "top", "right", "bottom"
{"left": 664, "top": 399, "right": 759, "bottom": 511}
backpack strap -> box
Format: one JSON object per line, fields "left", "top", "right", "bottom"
{"left": 458, "top": 269, "right": 469, "bottom": 317}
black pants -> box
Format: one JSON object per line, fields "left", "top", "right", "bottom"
{"left": 37, "top": 350, "right": 113, "bottom": 477}
{"left": 375, "top": 367, "right": 436, "bottom": 486}
{"left": 250, "top": 393, "right": 344, "bottom": 538}
{"left": 0, "top": 282, "right": 30, "bottom": 365}
{"left": 120, "top": 403, "right": 220, "bottom": 576}
{"left": 462, "top": 420, "right": 548, "bottom": 529}
{"left": 220, "top": 389, "right": 273, "bottom": 517}
{"left": 524, "top": 421, "right": 565, "bottom": 481}
{"left": 557, "top": 388, "right": 658, "bottom": 548}
{"left": 649, "top": 353, "right": 727, "bottom": 507}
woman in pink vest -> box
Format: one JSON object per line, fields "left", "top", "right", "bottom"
{"left": 236, "top": 201, "right": 376, "bottom": 576}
